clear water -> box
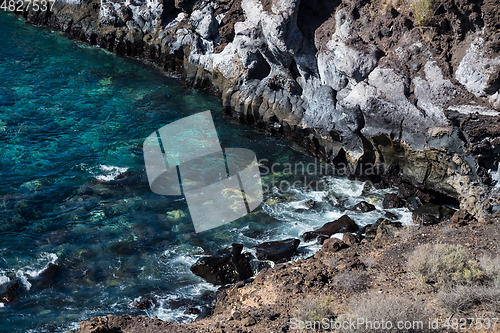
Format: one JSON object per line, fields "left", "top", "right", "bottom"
{"left": 0, "top": 12, "right": 411, "bottom": 333}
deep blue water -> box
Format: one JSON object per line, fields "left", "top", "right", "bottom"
{"left": 0, "top": 12, "right": 411, "bottom": 333}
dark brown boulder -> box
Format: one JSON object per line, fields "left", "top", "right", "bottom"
{"left": 342, "top": 232, "right": 358, "bottom": 246}
{"left": 450, "top": 209, "right": 476, "bottom": 226}
{"left": 321, "top": 238, "right": 346, "bottom": 253}
{"left": 190, "top": 244, "right": 252, "bottom": 285}
{"left": 352, "top": 201, "right": 376, "bottom": 213}
{"left": 253, "top": 238, "right": 300, "bottom": 263}
{"left": 382, "top": 193, "right": 404, "bottom": 209}
{"left": 302, "top": 215, "right": 358, "bottom": 241}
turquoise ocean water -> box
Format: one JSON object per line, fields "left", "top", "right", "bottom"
{"left": 0, "top": 12, "right": 411, "bottom": 333}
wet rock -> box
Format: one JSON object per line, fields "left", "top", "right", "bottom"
{"left": 352, "top": 201, "right": 376, "bottom": 213}
{"left": 397, "top": 183, "right": 433, "bottom": 202}
{"left": 405, "top": 195, "right": 423, "bottom": 211}
{"left": 384, "top": 211, "right": 398, "bottom": 220}
{"left": 342, "top": 232, "right": 358, "bottom": 246}
{"left": 249, "top": 259, "right": 274, "bottom": 275}
{"left": 317, "top": 235, "right": 330, "bottom": 245}
{"left": 253, "top": 238, "right": 300, "bottom": 263}
{"left": 321, "top": 238, "right": 346, "bottom": 253}
{"left": 302, "top": 215, "right": 359, "bottom": 242}
{"left": 29, "top": 263, "right": 60, "bottom": 290}
{"left": 130, "top": 295, "right": 159, "bottom": 310}
{"left": 450, "top": 209, "right": 476, "bottom": 226}
{"left": 382, "top": 193, "right": 404, "bottom": 209}
{"left": 0, "top": 279, "right": 21, "bottom": 305}
{"left": 361, "top": 181, "right": 374, "bottom": 196}
{"left": 184, "top": 307, "right": 201, "bottom": 315}
{"left": 412, "top": 203, "right": 442, "bottom": 226}
{"left": 304, "top": 199, "right": 315, "bottom": 209}
{"left": 168, "top": 298, "right": 195, "bottom": 309}
{"left": 190, "top": 244, "right": 252, "bottom": 285}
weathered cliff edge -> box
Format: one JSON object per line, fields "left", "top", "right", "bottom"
{"left": 20, "top": 0, "right": 500, "bottom": 215}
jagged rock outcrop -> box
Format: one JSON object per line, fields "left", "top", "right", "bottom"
{"left": 20, "top": 0, "right": 500, "bottom": 219}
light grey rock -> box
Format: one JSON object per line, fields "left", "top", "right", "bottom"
{"left": 99, "top": 0, "right": 163, "bottom": 32}
{"left": 413, "top": 61, "right": 455, "bottom": 125}
{"left": 302, "top": 85, "right": 337, "bottom": 132}
{"left": 456, "top": 37, "right": 500, "bottom": 99}
{"left": 190, "top": 6, "right": 218, "bottom": 40}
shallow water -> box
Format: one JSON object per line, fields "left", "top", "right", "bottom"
{"left": 0, "top": 12, "right": 411, "bottom": 333}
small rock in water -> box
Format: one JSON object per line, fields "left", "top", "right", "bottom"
{"left": 254, "top": 238, "right": 300, "bottom": 263}
{"left": 184, "top": 307, "right": 201, "bottom": 315}
{"left": 361, "top": 181, "right": 374, "bottom": 196}
{"left": 130, "top": 295, "right": 159, "bottom": 310}
{"left": 352, "top": 201, "right": 376, "bottom": 213}
{"left": 190, "top": 244, "right": 252, "bottom": 285}
{"left": 384, "top": 211, "right": 398, "bottom": 220}
{"left": 305, "top": 199, "right": 315, "bottom": 209}
{"left": 29, "top": 263, "right": 60, "bottom": 290}
{"left": 0, "top": 279, "right": 21, "bottom": 306}
{"left": 302, "top": 215, "right": 359, "bottom": 241}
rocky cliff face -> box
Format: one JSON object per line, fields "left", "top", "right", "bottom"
{"left": 21, "top": 0, "right": 500, "bottom": 218}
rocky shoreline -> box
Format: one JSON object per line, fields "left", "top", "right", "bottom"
{"left": 11, "top": 0, "right": 500, "bottom": 331}
{"left": 19, "top": 0, "right": 500, "bottom": 219}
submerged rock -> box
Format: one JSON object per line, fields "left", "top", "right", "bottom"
{"left": 29, "top": 263, "right": 61, "bottom": 290}
{"left": 190, "top": 244, "right": 252, "bottom": 285}
{"left": 0, "top": 279, "right": 21, "bottom": 306}
{"left": 352, "top": 201, "right": 376, "bottom": 212}
{"left": 253, "top": 238, "right": 300, "bottom": 263}
{"left": 302, "top": 215, "right": 359, "bottom": 242}
{"left": 130, "top": 295, "right": 159, "bottom": 310}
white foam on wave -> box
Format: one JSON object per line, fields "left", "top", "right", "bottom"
{"left": 96, "top": 165, "right": 129, "bottom": 181}
{"left": 0, "top": 274, "right": 9, "bottom": 285}
{"left": 490, "top": 166, "right": 500, "bottom": 190}
{"left": 145, "top": 282, "right": 219, "bottom": 323}
{"left": 76, "top": 163, "right": 129, "bottom": 181}
{"left": 262, "top": 175, "right": 410, "bottom": 253}
{"left": 15, "top": 252, "right": 58, "bottom": 291}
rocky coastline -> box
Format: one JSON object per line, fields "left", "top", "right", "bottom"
{"left": 11, "top": 0, "right": 500, "bottom": 331}
{"left": 19, "top": 0, "right": 500, "bottom": 219}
